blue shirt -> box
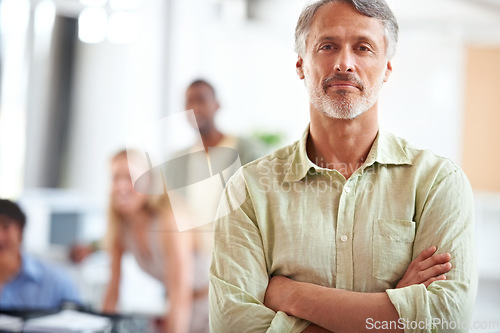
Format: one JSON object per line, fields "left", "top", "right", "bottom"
{"left": 0, "top": 254, "right": 81, "bottom": 310}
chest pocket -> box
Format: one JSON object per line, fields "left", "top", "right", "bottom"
{"left": 372, "top": 219, "right": 416, "bottom": 286}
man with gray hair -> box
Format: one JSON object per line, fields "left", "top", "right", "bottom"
{"left": 209, "top": 0, "right": 476, "bottom": 332}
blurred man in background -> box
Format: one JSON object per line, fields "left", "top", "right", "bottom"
{"left": 170, "top": 79, "right": 267, "bottom": 239}
{"left": 0, "top": 199, "right": 81, "bottom": 310}
{"left": 185, "top": 79, "right": 265, "bottom": 165}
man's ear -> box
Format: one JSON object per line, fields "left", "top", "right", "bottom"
{"left": 296, "top": 55, "right": 305, "bottom": 80}
{"left": 383, "top": 60, "right": 392, "bottom": 82}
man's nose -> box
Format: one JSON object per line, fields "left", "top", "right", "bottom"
{"left": 334, "top": 48, "right": 355, "bottom": 72}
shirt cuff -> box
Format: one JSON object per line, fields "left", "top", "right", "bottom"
{"left": 268, "top": 311, "right": 311, "bottom": 333}
{"left": 386, "top": 285, "right": 433, "bottom": 332}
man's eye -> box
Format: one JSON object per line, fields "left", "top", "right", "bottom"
{"left": 358, "top": 45, "right": 371, "bottom": 52}
{"left": 320, "top": 44, "right": 333, "bottom": 50}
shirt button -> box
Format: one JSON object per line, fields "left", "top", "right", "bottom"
{"left": 340, "top": 235, "right": 348, "bottom": 242}
{"left": 344, "top": 185, "right": 351, "bottom": 193}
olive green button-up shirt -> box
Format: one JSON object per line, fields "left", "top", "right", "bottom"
{"left": 209, "top": 126, "right": 477, "bottom": 333}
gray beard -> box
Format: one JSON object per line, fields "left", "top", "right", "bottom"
{"left": 308, "top": 76, "right": 381, "bottom": 120}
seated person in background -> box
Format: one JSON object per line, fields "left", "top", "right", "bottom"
{"left": 102, "top": 150, "right": 210, "bottom": 333}
{"left": 0, "top": 199, "right": 81, "bottom": 310}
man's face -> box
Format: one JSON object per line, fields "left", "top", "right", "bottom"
{"left": 296, "top": 2, "right": 392, "bottom": 120}
{"left": 0, "top": 215, "right": 22, "bottom": 255}
{"left": 185, "top": 83, "right": 219, "bottom": 133}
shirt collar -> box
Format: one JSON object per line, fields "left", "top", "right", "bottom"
{"left": 283, "top": 124, "right": 412, "bottom": 183}
{"left": 366, "top": 130, "right": 413, "bottom": 167}
{"left": 283, "top": 125, "right": 315, "bottom": 183}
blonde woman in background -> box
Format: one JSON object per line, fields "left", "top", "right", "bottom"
{"left": 102, "top": 150, "right": 210, "bottom": 333}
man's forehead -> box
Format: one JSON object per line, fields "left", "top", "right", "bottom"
{"left": 188, "top": 83, "right": 212, "bottom": 93}
{"left": 187, "top": 85, "right": 212, "bottom": 97}
{"left": 309, "top": 2, "right": 385, "bottom": 37}
{"left": 0, "top": 214, "right": 14, "bottom": 225}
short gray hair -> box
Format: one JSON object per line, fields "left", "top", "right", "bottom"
{"left": 294, "top": 0, "right": 399, "bottom": 59}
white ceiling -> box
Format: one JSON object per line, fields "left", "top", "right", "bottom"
{"left": 387, "top": 0, "right": 500, "bottom": 25}
{"left": 34, "top": 0, "right": 500, "bottom": 41}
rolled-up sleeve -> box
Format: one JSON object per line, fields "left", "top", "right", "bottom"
{"left": 209, "top": 169, "right": 310, "bottom": 333}
{"left": 386, "top": 167, "right": 477, "bottom": 333}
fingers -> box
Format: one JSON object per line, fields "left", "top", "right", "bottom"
{"left": 412, "top": 247, "right": 452, "bottom": 285}
{"left": 415, "top": 247, "right": 451, "bottom": 272}
{"left": 417, "top": 261, "right": 452, "bottom": 285}
{"left": 397, "top": 247, "right": 453, "bottom": 289}
{"left": 415, "top": 246, "right": 438, "bottom": 263}
{"left": 424, "top": 274, "right": 447, "bottom": 288}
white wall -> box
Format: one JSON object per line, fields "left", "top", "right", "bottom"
{"left": 379, "top": 29, "right": 466, "bottom": 162}
{"left": 62, "top": 0, "right": 167, "bottom": 198}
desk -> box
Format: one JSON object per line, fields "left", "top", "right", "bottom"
{"left": 0, "top": 306, "right": 158, "bottom": 333}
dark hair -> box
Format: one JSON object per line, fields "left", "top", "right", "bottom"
{"left": 0, "top": 199, "right": 26, "bottom": 230}
{"left": 188, "top": 79, "right": 217, "bottom": 98}
{"left": 295, "top": 0, "right": 399, "bottom": 59}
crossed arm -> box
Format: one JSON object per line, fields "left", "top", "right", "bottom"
{"left": 264, "top": 247, "right": 452, "bottom": 333}
{"left": 210, "top": 168, "right": 476, "bottom": 333}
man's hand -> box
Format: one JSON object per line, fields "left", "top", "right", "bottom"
{"left": 396, "top": 246, "right": 452, "bottom": 289}
{"left": 69, "top": 244, "right": 94, "bottom": 263}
